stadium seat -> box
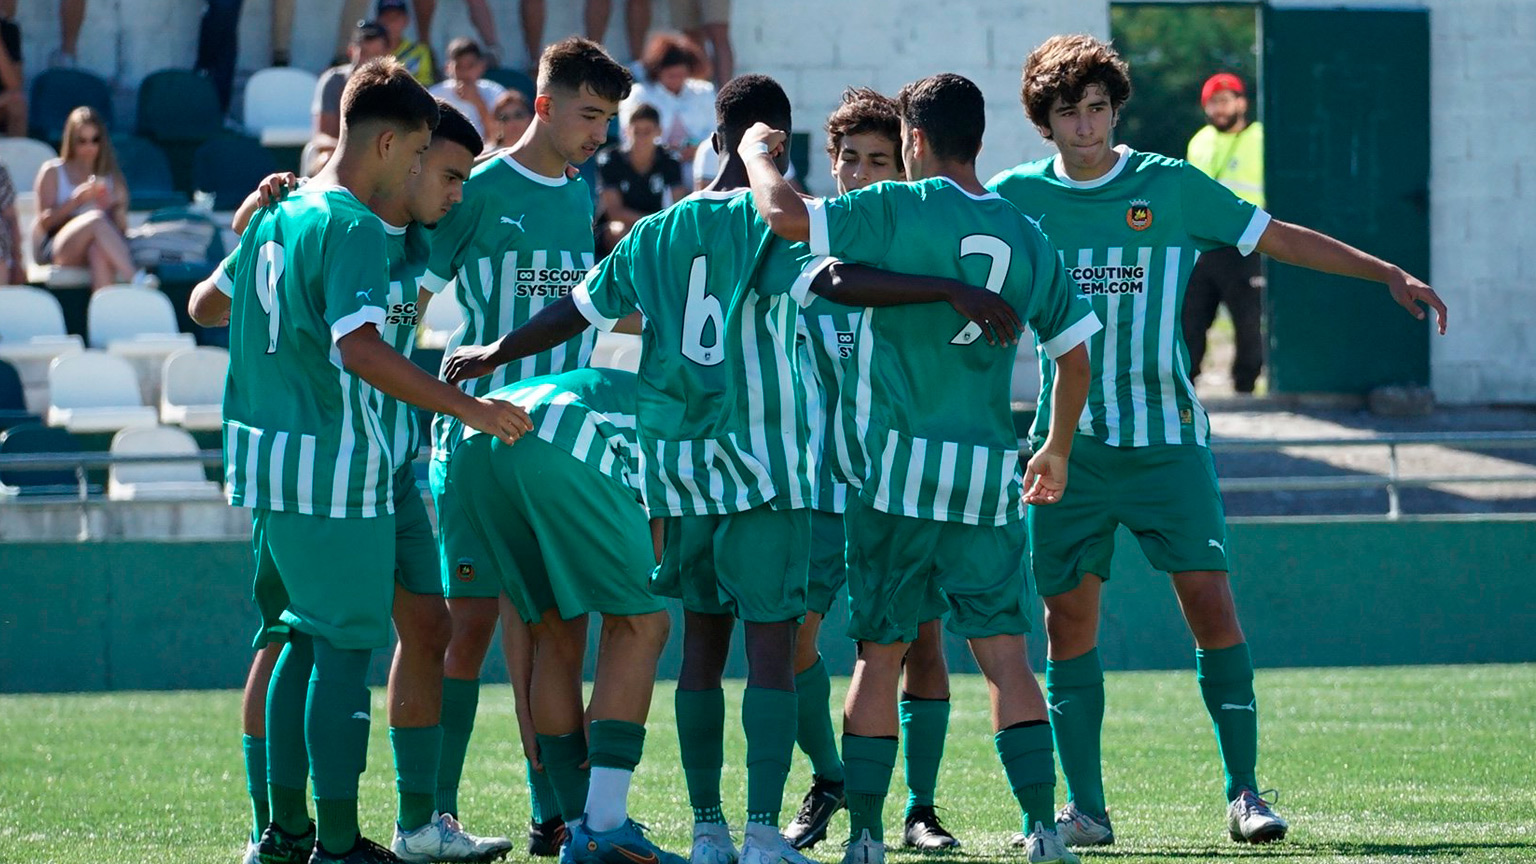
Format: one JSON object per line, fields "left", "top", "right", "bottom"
{"left": 0, "top": 286, "right": 86, "bottom": 413}
{"left": 46, "top": 351, "right": 158, "bottom": 433}
{"left": 192, "top": 135, "right": 278, "bottom": 212}
{"left": 0, "top": 421, "right": 84, "bottom": 497}
{"left": 418, "top": 293, "right": 466, "bottom": 349}
{"left": 0, "top": 358, "right": 37, "bottom": 430}
{"left": 483, "top": 66, "right": 536, "bottom": 102}
{"left": 29, "top": 69, "right": 114, "bottom": 145}
{"left": 591, "top": 332, "right": 641, "bottom": 373}
{"left": 87, "top": 286, "right": 196, "bottom": 403}
{"left": 113, "top": 136, "right": 185, "bottom": 211}
{"left": 243, "top": 67, "right": 319, "bottom": 148}
{"left": 136, "top": 69, "right": 224, "bottom": 144}
{"left": 159, "top": 347, "right": 226, "bottom": 431}
{"left": 106, "top": 425, "right": 221, "bottom": 501}
{"left": 0, "top": 137, "right": 58, "bottom": 190}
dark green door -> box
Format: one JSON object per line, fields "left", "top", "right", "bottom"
{"left": 1262, "top": 7, "right": 1430, "bottom": 393}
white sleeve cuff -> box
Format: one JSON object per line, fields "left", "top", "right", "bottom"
{"left": 213, "top": 264, "right": 234, "bottom": 297}
{"left": 1236, "top": 208, "right": 1272, "bottom": 257}
{"left": 419, "top": 268, "right": 453, "bottom": 295}
{"left": 572, "top": 281, "right": 619, "bottom": 332}
{"left": 789, "top": 256, "right": 837, "bottom": 306}
{"left": 330, "top": 306, "right": 386, "bottom": 344}
{"left": 1040, "top": 312, "right": 1103, "bottom": 360}
{"left": 806, "top": 198, "right": 832, "bottom": 258}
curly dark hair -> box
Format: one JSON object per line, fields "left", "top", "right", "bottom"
{"left": 1021, "top": 34, "right": 1132, "bottom": 138}
{"left": 825, "top": 87, "right": 903, "bottom": 174}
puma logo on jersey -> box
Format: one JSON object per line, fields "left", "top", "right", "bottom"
{"left": 1048, "top": 699, "right": 1070, "bottom": 716}
{"left": 350, "top": 711, "right": 370, "bottom": 720}
{"left": 1024, "top": 213, "right": 1046, "bottom": 232}
{"left": 501, "top": 214, "right": 527, "bottom": 231}
{"left": 1220, "top": 700, "right": 1256, "bottom": 712}
{"left": 1208, "top": 538, "right": 1226, "bottom": 555}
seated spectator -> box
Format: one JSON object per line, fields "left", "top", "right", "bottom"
{"left": 596, "top": 103, "right": 685, "bottom": 254}
{"left": 0, "top": 15, "right": 24, "bottom": 137}
{"left": 620, "top": 32, "right": 715, "bottom": 167}
{"left": 0, "top": 163, "right": 23, "bottom": 283}
{"left": 486, "top": 88, "right": 532, "bottom": 149}
{"left": 669, "top": 0, "right": 731, "bottom": 87}
{"left": 310, "top": 21, "right": 390, "bottom": 165}
{"left": 376, "top": 0, "right": 435, "bottom": 86}
{"left": 429, "top": 38, "right": 505, "bottom": 137}
{"left": 33, "top": 107, "right": 140, "bottom": 291}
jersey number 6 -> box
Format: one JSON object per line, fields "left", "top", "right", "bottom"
{"left": 950, "top": 234, "right": 1011, "bottom": 346}
{"left": 681, "top": 255, "right": 725, "bottom": 366}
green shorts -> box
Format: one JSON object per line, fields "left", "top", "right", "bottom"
{"left": 392, "top": 463, "right": 441, "bottom": 597}
{"left": 653, "top": 504, "right": 810, "bottom": 623}
{"left": 844, "top": 497, "right": 1027, "bottom": 645}
{"left": 1028, "top": 435, "right": 1229, "bottom": 598}
{"left": 442, "top": 433, "right": 664, "bottom": 623}
{"left": 250, "top": 507, "right": 397, "bottom": 650}
{"left": 806, "top": 509, "right": 848, "bottom": 616}
{"left": 432, "top": 456, "right": 499, "bottom": 600}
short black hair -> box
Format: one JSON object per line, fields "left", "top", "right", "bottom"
{"left": 343, "top": 56, "right": 440, "bottom": 132}
{"left": 715, "top": 74, "right": 791, "bottom": 151}
{"left": 432, "top": 99, "right": 484, "bottom": 158}
{"left": 538, "top": 36, "right": 633, "bottom": 104}
{"left": 896, "top": 73, "right": 985, "bottom": 163}
{"left": 446, "top": 37, "right": 482, "bottom": 62}
{"left": 628, "top": 103, "right": 661, "bottom": 126}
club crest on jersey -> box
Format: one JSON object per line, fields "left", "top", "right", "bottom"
{"left": 455, "top": 558, "right": 475, "bottom": 581}
{"left": 1126, "top": 199, "right": 1154, "bottom": 231}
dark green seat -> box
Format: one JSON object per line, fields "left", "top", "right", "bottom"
{"left": 114, "top": 136, "right": 185, "bottom": 211}
{"left": 192, "top": 134, "right": 277, "bottom": 211}
{"left": 30, "top": 69, "right": 113, "bottom": 145}
{"left": 137, "top": 69, "right": 225, "bottom": 193}
{"left": 483, "top": 66, "right": 536, "bottom": 102}
{"left": 0, "top": 422, "right": 84, "bottom": 496}
{"left": 0, "top": 359, "right": 37, "bottom": 431}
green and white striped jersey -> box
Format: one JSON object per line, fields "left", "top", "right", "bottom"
{"left": 987, "top": 146, "right": 1269, "bottom": 448}
{"left": 807, "top": 177, "right": 1100, "bottom": 526}
{"left": 572, "top": 188, "right": 817, "bottom": 517}
{"left": 422, "top": 152, "right": 598, "bottom": 465}
{"left": 218, "top": 185, "right": 395, "bottom": 517}
{"left": 464, "top": 367, "right": 641, "bottom": 499}
{"left": 797, "top": 291, "right": 861, "bottom": 514}
{"left": 379, "top": 221, "right": 432, "bottom": 469}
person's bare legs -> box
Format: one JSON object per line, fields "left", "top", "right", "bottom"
{"left": 389, "top": 586, "right": 451, "bottom": 728}
{"left": 270, "top": 0, "right": 294, "bottom": 64}
{"left": 333, "top": 0, "right": 370, "bottom": 62}
{"left": 701, "top": 22, "right": 731, "bottom": 86}
{"left": 519, "top": 0, "right": 546, "bottom": 69}
{"left": 54, "top": 212, "right": 133, "bottom": 288}
{"left": 465, "top": 0, "right": 500, "bottom": 58}
{"left": 624, "top": 0, "right": 651, "bottom": 60}
{"left": 0, "top": 93, "right": 28, "bottom": 137}
{"left": 412, "top": 0, "right": 437, "bottom": 46}
{"left": 241, "top": 645, "right": 283, "bottom": 843}
{"left": 584, "top": 0, "right": 611, "bottom": 41}
{"left": 60, "top": 0, "right": 86, "bottom": 57}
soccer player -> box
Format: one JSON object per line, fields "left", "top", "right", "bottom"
{"left": 439, "top": 365, "right": 684, "bottom": 864}
{"left": 210, "top": 58, "right": 530, "bottom": 864}
{"left": 781, "top": 87, "right": 960, "bottom": 854}
{"left": 415, "top": 37, "right": 632, "bottom": 851}
{"left": 739, "top": 72, "right": 1100, "bottom": 864}
{"left": 444, "top": 74, "right": 1019, "bottom": 864}
{"left": 986, "top": 34, "right": 1447, "bottom": 846}
{"left": 196, "top": 101, "right": 516, "bottom": 864}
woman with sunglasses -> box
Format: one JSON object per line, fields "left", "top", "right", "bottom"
{"left": 33, "top": 106, "right": 141, "bottom": 291}
{"left": 485, "top": 88, "right": 533, "bottom": 151}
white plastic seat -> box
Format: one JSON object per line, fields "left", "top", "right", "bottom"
{"left": 0, "top": 138, "right": 59, "bottom": 193}
{"left": 160, "top": 346, "right": 227, "bottom": 431}
{"left": 591, "top": 331, "right": 641, "bottom": 372}
{"left": 418, "top": 293, "right": 466, "bottom": 350}
{"left": 0, "top": 286, "right": 85, "bottom": 412}
{"left": 88, "top": 285, "right": 196, "bottom": 403}
{"left": 107, "top": 425, "right": 222, "bottom": 501}
{"left": 46, "top": 350, "right": 158, "bottom": 433}
{"left": 243, "top": 68, "right": 319, "bottom": 147}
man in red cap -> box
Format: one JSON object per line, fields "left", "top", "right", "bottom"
{"left": 1185, "top": 72, "right": 1265, "bottom": 393}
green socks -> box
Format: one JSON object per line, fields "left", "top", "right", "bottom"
{"left": 527, "top": 758, "right": 559, "bottom": 823}
{"left": 743, "top": 686, "right": 798, "bottom": 827}
{"left": 794, "top": 659, "right": 844, "bottom": 783}
{"left": 996, "top": 722, "right": 1056, "bottom": 834}
{"left": 243, "top": 734, "right": 269, "bottom": 841}
{"left": 676, "top": 687, "right": 726, "bottom": 824}
{"left": 588, "top": 720, "right": 646, "bottom": 832}
{"left": 842, "top": 734, "right": 897, "bottom": 843}
{"left": 307, "top": 639, "right": 372, "bottom": 856}
{"left": 266, "top": 634, "right": 314, "bottom": 837}
{"left": 1046, "top": 648, "right": 1108, "bottom": 818}
{"left": 314, "top": 798, "right": 360, "bottom": 857}
{"left": 536, "top": 731, "right": 591, "bottom": 823}
{"left": 898, "top": 695, "right": 949, "bottom": 813}
{"left": 436, "top": 676, "right": 480, "bottom": 817}
{"left": 1197, "top": 643, "right": 1259, "bottom": 800}
{"left": 589, "top": 719, "right": 646, "bottom": 771}
{"left": 390, "top": 726, "right": 443, "bottom": 831}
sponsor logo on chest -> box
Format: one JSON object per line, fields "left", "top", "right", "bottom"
{"left": 514, "top": 265, "right": 588, "bottom": 298}
{"left": 1068, "top": 263, "right": 1147, "bottom": 296}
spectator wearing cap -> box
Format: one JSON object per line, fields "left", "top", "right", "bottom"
{"left": 429, "top": 38, "right": 505, "bottom": 137}
{"left": 596, "top": 103, "right": 686, "bottom": 254}
{"left": 1184, "top": 72, "right": 1266, "bottom": 393}
{"left": 376, "top": 0, "right": 436, "bottom": 86}
{"left": 310, "top": 21, "right": 390, "bottom": 161}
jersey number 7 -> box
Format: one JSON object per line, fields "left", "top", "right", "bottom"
{"left": 950, "top": 234, "right": 1011, "bottom": 346}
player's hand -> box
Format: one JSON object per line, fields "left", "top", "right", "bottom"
{"left": 443, "top": 344, "right": 504, "bottom": 384}
{"left": 1387, "top": 267, "right": 1447, "bottom": 335}
{"left": 462, "top": 397, "right": 533, "bottom": 445}
{"left": 521, "top": 725, "right": 542, "bottom": 771}
{"left": 1023, "top": 445, "right": 1070, "bottom": 505}
{"left": 254, "top": 172, "right": 299, "bottom": 208}
{"left": 737, "top": 122, "right": 787, "bottom": 161}
{"left": 948, "top": 285, "right": 1023, "bottom": 346}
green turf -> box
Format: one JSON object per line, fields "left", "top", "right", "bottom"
{"left": 2, "top": 665, "right": 1533, "bottom": 863}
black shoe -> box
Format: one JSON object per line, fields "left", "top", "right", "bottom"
{"left": 528, "top": 816, "right": 568, "bottom": 857}
{"left": 902, "top": 805, "right": 960, "bottom": 851}
{"left": 782, "top": 775, "right": 845, "bottom": 850}
{"left": 255, "top": 821, "right": 317, "bottom": 864}
{"left": 309, "top": 836, "right": 402, "bottom": 863}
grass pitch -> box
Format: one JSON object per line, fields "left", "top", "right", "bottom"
{"left": 2, "top": 665, "right": 1533, "bottom": 863}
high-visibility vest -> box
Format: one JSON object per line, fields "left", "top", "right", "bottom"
{"left": 1187, "top": 121, "right": 1265, "bottom": 209}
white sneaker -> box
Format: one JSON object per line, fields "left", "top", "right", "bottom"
{"left": 1053, "top": 803, "right": 1114, "bottom": 847}
{"left": 741, "top": 825, "right": 819, "bottom": 864}
{"left": 392, "top": 812, "right": 515, "bottom": 863}
{"left": 240, "top": 839, "right": 259, "bottom": 864}
{"left": 130, "top": 269, "right": 161, "bottom": 290}
{"left": 1010, "top": 823, "right": 1079, "bottom": 864}
{"left": 1227, "top": 789, "right": 1288, "bottom": 844}
{"left": 690, "top": 823, "right": 739, "bottom": 864}
{"left": 839, "top": 830, "right": 883, "bottom": 864}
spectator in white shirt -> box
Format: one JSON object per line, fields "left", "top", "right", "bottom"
{"left": 619, "top": 32, "right": 714, "bottom": 167}
{"left": 429, "top": 37, "right": 507, "bottom": 137}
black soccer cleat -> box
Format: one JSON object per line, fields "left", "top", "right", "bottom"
{"left": 528, "top": 815, "right": 570, "bottom": 858}
{"left": 309, "top": 835, "right": 404, "bottom": 863}
{"left": 782, "top": 775, "right": 846, "bottom": 850}
{"left": 255, "top": 821, "right": 317, "bottom": 864}
{"left": 902, "top": 805, "right": 960, "bottom": 851}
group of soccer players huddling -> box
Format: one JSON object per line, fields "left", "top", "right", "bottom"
{"left": 192, "top": 27, "right": 1447, "bottom": 864}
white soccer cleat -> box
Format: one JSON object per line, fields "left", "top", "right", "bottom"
{"left": 1010, "top": 823, "right": 1080, "bottom": 864}
{"left": 392, "top": 812, "right": 514, "bottom": 863}
{"left": 691, "top": 823, "right": 739, "bottom": 864}
{"left": 241, "top": 839, "right": 259, "bottom": 864}
{"left": 839, "top": 829, "right": 884, "bottom": 864}
{"left": 1227, "top": 789, "right": 1288, "bottom": 844}
{"left": 741, "top": 825, "right": 820, "bottom": 864}
{"left": 1053, "top": 803, "right": 1114, "bottom": 847}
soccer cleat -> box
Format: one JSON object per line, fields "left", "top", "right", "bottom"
{"left": 309, "top": 835, "right": 405, "bottom": 863}
{"left": 244, "top": 840, "right": 261, "bottom": 864}
{"left": 690, "top": 822, "right": 739, "bottom": 864}
{"left": 392, "top": 812, "right": 513, "bottom": 863}
{"left": 901, "top": 805, "right": 960, "bottom": 850}
{"left": 568, "top": 818, "right": 688, "bottom": 864}
{"left": 839, "top": 830, "right": 883, "bottom": 864}
{"left": 1053, "top": 803, "right": 1114, "bottom": 847}
{"left": 1227, "top": 789, "right": 1288, "bottom": 844}
{"left": 254, "top": 821, "right": 316, "bottom": 864}
{"left": 782, "top": 776, "right": 846, "bottom": 850}
{"left": 741, "top": 826, "right": 820, "bottom": 864}
{"left": 1008, "top": 824, "right": 1079, "bottom": 864}
{"left": 529, "top": 816, "right": 570, "bottom": 857}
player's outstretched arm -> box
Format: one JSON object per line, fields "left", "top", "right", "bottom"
{"left": 739, "top": 122, "right": 811, "bottom": 243}
{"left": 338, "top": 324, "right": 533, "bottom": 444}
{"left": 1024, "top": 342, "right": 1091, "bottom": 505}
{"left": 442, "top": 295, "right": 592, "bottom": 384}
{"left": 812, "top": 263, "right": 1022, "bottom": 346}
{"left": 1255, "top": 220, "right": 1448, "bottom": 334}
